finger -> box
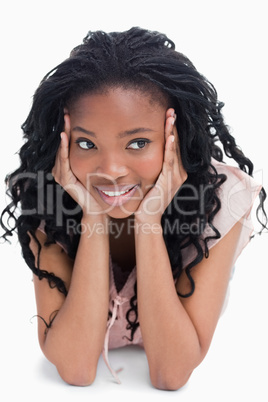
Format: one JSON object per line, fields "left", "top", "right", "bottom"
{"left": 52, "top": 131, "right": 71, "bottom": 184}
{"left": 165, "top": 108, "right": 175, "bottom": 140}
{"left": 163, "top": 113, "right": 188, "bottom": 183}
{"left": 162, "top": 111, "right": 177, "bottom": 176}
{"left": 64, "top": 113, "right": 71, "bottom": 139}
{"left": 163, "top": 135, "right": 175, "bottom": 172}
{"left": 164, "top": 112, "right": 176, "bottom": 154}
{"left": 165, "top": 110, "right": 182, "bottom": 162}
{"left": 166, "top": 107, "right": 176, "bottom": 119}
{"left": 59, "top": 131, "right": 71, "bottom": 171}
{"left": 162, "top": 125, "right": 176, "bottom": 175}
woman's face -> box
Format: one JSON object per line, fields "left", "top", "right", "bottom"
{"left": 68, "top": 87, "right": 167, "bottom": 219}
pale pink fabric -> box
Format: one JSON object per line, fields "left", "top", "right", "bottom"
{"left": 102, "top": 261, "right": 143, "bottom": 383}
{"left": 180, "top": 159, "right": 262, "bottom": 267}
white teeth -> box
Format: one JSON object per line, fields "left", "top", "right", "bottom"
{"left": 101, "top": 189, "right": 130, "bottom": 197}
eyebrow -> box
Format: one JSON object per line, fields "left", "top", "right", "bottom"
{"left": 118, "top": 127, "right": 155, "bottom": 138}
{"left": 72, "top": 126, "right": 96, "bottom": 137}
{"left": 72, "top": 126, "right": 155, "bottom": 138}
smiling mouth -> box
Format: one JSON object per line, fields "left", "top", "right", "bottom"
{"left": 101, "top": 188, "right": 132, "bottom": 197}
{"left": 94, "top": 185, "right": 139, "bottom": 206}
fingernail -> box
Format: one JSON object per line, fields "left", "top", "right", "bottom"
{"left": 169, "top": 135, "right": 175, "bottom": 150}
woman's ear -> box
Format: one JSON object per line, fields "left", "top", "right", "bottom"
{"left": 63, "top": 107, "right": 69, "bottom": 115}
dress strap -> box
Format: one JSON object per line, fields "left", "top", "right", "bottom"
{"left": 102, "top": 295, "right": 128, "bottom": 384}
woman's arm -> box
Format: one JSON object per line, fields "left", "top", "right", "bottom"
{"left": 134, "top": 109, "right": 243, "bottom": 390}
{"left": 31, "top": 214, "right": 109, "bottom": 386}
{"left": 31, "top": 115, "right": 110, "bottom": 386}
{"left": 135, "top": 218, "right": 242, "bottom": 391}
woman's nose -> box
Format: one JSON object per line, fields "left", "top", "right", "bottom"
{"left": 95, "top": 153, "right": 129, "bottom": 180}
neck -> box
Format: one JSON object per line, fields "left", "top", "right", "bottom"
{"left": 109, "top": 215, "right": 135, "bottom": 239}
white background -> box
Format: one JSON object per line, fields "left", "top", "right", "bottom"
{"left": 0, "top": 0, "right": 267, "bottom": 400}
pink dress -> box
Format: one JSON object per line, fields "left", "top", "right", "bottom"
{"left": 102, "top": 261, "right": 142, "bottom": 383}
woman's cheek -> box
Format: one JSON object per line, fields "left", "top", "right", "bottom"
{"left": 69, "top": 151, "right": 88, "bottom": 185}
{"left": 139, "top": 148, "right": 163, "bottom": 181}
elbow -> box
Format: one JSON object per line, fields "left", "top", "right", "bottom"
{"left": 149, "top": 340, "right": 206, "bottom": 390}
{"left": 150, "top": 369, "right": 193, "bottom": 391}
{"left": 56, "top": 363, "right": 97, "bottom": 387}
{"left": 41, "top": 342, "right": 99, "bottom": 386}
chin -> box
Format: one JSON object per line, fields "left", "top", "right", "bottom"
{"left": 102, "top": 201, "right": 140, "bottom": 220}
{"left": 107, "top": 209, "right": 135, "bottom": 220}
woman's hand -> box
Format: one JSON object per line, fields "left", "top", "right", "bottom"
{"left": 135, "top": 108, "right": 187, "bottom": 224}
{"left": 52, "top": 114, "right": 105, "bottom": 217}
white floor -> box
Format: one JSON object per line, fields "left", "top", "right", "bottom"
{"left": 1, "top": 1, "right": 268, "bottom": 400}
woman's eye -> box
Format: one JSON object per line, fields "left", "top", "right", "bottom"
{"left": 127, "top": 139, "right": 150, "bottom": 150}
{"left": 75, "top": 139, "right": 95, "bottom": 150}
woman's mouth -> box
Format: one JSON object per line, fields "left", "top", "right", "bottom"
{"left": 94, "top": 184, "right": 140, "bottom": 207}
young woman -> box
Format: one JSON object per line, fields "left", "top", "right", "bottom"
{"left": 1, "top": 27, "right": 266, "bottom": 390}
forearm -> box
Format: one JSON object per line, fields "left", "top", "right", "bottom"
{"left": 135, "top": 221, "right": 202, "bottom": 389}
{"left": 43, "top": 215, "right": 109, "bottom": 382}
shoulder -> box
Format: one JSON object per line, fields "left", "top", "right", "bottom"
{"left": 209, "top": 158, "right": 261, "bottom": 244}
{"left": 211, "top": 158, "right": 262, "bottom": 215}
{"left": 181, "top": 158, "right": 262, "bottom": 269}
{"left": 29, "top": 226, "right": 73, "bottom": 289}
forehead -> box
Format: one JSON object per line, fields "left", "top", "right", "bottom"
{"left": 68, "top": 86, "right": 169, "bottom": 116}
{"left": 68, "top": 87, "right": 167, "bottom": 137}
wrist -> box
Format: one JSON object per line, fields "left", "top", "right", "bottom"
{"left": 79, "top": 213, "right": 110, "bottom": 238}
{"left": 134, "top": 210, "right": 162, "bottom": 225}
{"left": 82, "top": 209, "right": 108, "bottom": 223}
{"left": 134, "top": 218, "right": 163, "bottom": 237}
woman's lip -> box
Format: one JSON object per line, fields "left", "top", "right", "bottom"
{"left": 94, "top": 184, "right": 136, "bottom": 193}
{"left": 94, "top": 184, "right": 139, "bottom": 207}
